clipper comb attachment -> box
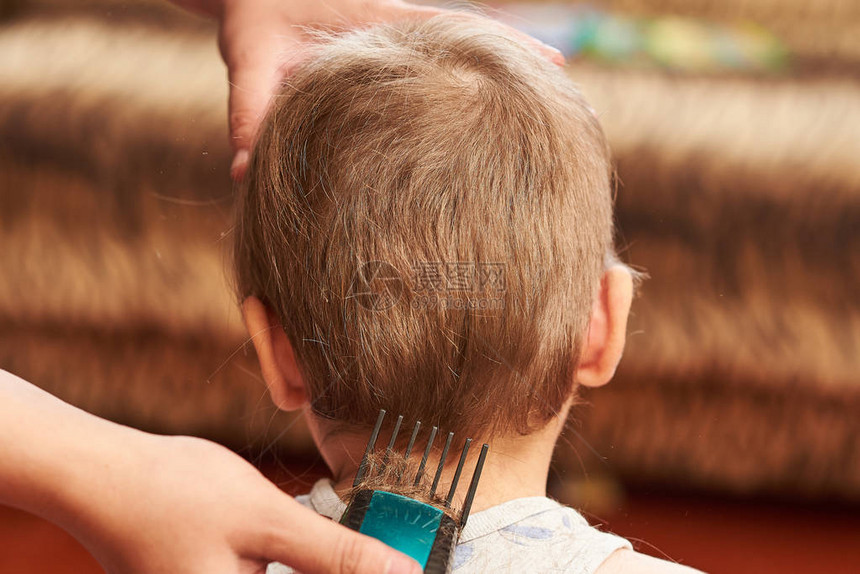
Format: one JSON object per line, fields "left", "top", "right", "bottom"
{"left": 340, "top": 410, "right": 489, "bottom": 573}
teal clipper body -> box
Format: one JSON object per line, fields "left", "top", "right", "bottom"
{"left": 340, "top": 410, "right": 489, "bottom": 573}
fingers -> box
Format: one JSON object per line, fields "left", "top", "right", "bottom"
{"left": 260, "top": 497, "right": 421, "bottom": 574}
{"left": 225, "top": 34, "right": 312, "bottom": 180}
{"left": 515, "top": 33, "right": 565, "bottom": 66}
{"left": 224, "top": 43, "right": 281, "bottom": 179}
{"left": 412, "top": 7, "right": 564, "bottom": 67}
{"left": 220, "top": 0, "right": 308, "bottom": 180}
{"left": 220, "top": 1, "right": 564, "bottom": 181}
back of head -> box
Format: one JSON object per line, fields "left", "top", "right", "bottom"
{"left": 234, "top": 16, "right": 615, "bottom": 439}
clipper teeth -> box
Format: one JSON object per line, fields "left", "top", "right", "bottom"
{"left": 379, "top": 414, "right": 403, "bottom": 473}
{"left": 354, "top": 409, "right": 489, "bottom": 527}
{"left": 414, "top": 425, "right": 437, "bottom": 487}
{"left": 429, "top": 432, "right": 454, "bottom": 498}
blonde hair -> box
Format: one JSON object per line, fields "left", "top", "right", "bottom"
{"left": 234, "top": 16, "right": 615, "bottom": 438}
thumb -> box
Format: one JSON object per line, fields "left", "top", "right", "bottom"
{"left": 220, "top": 7, "right": 305, "bottom": 180}
{"left": 260, "top": 497, "right": 422, "bottom": 574}
{"left": 224, "top": 45, "right": 280, "bottom": 179}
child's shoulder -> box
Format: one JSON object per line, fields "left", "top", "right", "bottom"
{"left": 452, "top": 497, "right": 630, "bottom": 573}
{"left": 276, "top": 481, "right": 705, "bottom": 574}
{"left": 464, "top": 498, "right": 705, "bottom": 574}
{"left": 596, "top": 548, "right": 705, "bottom": 574}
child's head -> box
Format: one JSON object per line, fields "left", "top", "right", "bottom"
{"left": 234, "top": 16, "right": 632, "bottom": 442}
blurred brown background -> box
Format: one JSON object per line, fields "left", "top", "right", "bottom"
{"left": 1, "top": 0, "right": 858, "bottom": 572}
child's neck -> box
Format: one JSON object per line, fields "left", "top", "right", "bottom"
{"left": 306, "top": 407, "right": 570, "bottom": 514}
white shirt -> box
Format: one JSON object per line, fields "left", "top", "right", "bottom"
{"left": 268, "top": 479, "right": 632, "bottom": 573}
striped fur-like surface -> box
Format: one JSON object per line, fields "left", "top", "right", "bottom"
{"left": 574, "top": 65, "right": 860, "bottom": 394}
{"left": 1, "top": 16, "right": 858, "bottom": 498}
{"left": 0, "top": 324, "right": 314, "bottom": 454}
{"left": 8, "top": 0, "right": 860, "bottom": 68}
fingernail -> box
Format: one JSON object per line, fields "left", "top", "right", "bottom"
{"left": 534, "top": 39, "right": 565, "bottom": 66}
{"left": 385, "top": 554, "right": 422, "bottom": 574}
{"left": 231, "top": 149, "right": 249, "bottom": 181}
{"left": 546, "top": 45, "right": 565, "bottom": 66}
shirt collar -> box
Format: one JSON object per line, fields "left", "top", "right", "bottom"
{"left": 306, "top": 478, "right": 563, "bottom": 543}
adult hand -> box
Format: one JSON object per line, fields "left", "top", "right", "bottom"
{"left": 172, "top": 0, "right": 564, "bottom": 180}
{"left": 0, "top": 370, "right": 420, "bottom": 574}
{"left": 85, "top": 434, "right": 421, "bottom": 574}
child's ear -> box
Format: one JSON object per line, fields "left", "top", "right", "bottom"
{"left": 242, "top": 296, "right": 309, "bottom": 411}
{"left": 576, "top": 265, "right": 634, "bottom": 388}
